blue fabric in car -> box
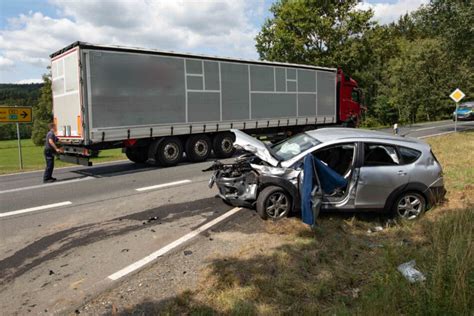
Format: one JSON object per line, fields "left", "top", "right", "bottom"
{"left": 313, "top": 157, "right": 348, "bottom": 194}
{"left": 301, "top": 154, "right": 316, "bottom": 226}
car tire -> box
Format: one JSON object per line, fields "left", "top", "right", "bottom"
{"left": 257, "top": 186, "right": 292, "bottom": 220}
{"left": 185, "top": 134, "right": 211, "bottom": 162}
{"left": 392, "top": 191, "right": 426, "bottom": 220}
{"left": 213, "top": 132, "right": 235, "bottom": 158}
{"left": 155, "top": 137, "right": 183, "bottom": 167}
{"left": 125, "top": 147, "right": 148, "bottom": 164}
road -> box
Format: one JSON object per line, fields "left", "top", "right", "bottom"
{"left": 0, "top": 120, "right": 473, "bottom": 314}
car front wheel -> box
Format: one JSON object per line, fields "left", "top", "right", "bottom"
{"left": 393, "top": 192, "right": 426, "bottom": 220}
{"left": 257, "top": 186, "right": 292, "bottom": 220}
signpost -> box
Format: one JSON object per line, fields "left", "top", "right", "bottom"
{"left": 0, "top": 106, "right": 33, "bottom": 170}
{"left": 449, "top": 88, "right": 466, "bottom": 132}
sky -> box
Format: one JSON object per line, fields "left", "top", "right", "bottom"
{"left": 0, "top": 0, "right": 428, "bottom": 84}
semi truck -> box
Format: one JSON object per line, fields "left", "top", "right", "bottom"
{"left": 50, "top": 42, "right": 364, "bottom": 167}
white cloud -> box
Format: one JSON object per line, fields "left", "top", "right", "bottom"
{"left": 0, "top": 0, "right": 264, "bottom": 82}
{"left": 16, "top": 78, "right": 43, "bottom": 84}
{"left": 0, "top": 56, "right": 15, "bottom": 69}
{"left": 358, "top": 0, "right": 428, "bottom": 24}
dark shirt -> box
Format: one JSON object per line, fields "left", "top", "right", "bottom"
{"left": 45, "top": 130, "right": 59, "bottom": 152}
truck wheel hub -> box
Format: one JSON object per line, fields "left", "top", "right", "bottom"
{"left": 164, "top": 143, "right": 179, "bottom": 160}
{"left": 194, "top": 140, "right": 208, "bottom": 156}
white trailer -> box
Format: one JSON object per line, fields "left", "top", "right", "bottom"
{"left": 51, "top": 42, "right": 338, "bottom": 166}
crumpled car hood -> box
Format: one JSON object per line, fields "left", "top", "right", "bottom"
{"left": 231, "top": 129, "right": 280, "bottom": 167}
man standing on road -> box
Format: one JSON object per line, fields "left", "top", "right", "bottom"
{"left": 43, "top": 123, "right": 63, "bottom": 183}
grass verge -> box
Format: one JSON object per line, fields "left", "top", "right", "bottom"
{"left": 141, "top": 131, "right": 472, "bottom": 315}
{"left": 0, "top": 139, "right": 125, "bottom": 174}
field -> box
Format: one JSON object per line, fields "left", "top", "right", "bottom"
{"left": 147, "top": 131, "right": 473, "bottom": 315}
{"left": 0, "top": 139, "right": 125, "bottom": 174}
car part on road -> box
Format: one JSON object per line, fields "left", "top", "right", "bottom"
{"left": 393, "top": 192, "right": 426, "bottom": 220}
{"left": 397, "top": 260, "right": 426, "bottom": 283}
{"left": 186, "top": 134, "right": 211, "bottom": 162}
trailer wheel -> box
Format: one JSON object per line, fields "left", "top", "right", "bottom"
{"left": 155, "top": 137, "right": 183, "bottom": 167}
{"left": 185, "top": 134, "right": 211, "bottom": 162}
{"left": 125, "top": 147, "right": 148, "bottom": 164}
{"left": 213, "top": 132, "right": 235, "bottom": 158}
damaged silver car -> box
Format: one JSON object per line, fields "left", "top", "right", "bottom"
{"left": 206, "top": 128, "right": 446, "bottom": 220}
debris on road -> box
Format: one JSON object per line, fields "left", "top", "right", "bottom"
{"left": 121, "top": 249, "right": 129, "bottom": 253}
{"left": 183, "top": 250, "right": 193, "bottom": 256}
{"left": 147, "top": 216, "right": 159, "bottom": 223}
{"left": 49, "top": 270, "right": 55, "bottom": 275}
{"left": 367, "top": 226, "right": 384, "bottom": 234}
{"left": 397, "top": 260, "right": 426, "bottom": 283}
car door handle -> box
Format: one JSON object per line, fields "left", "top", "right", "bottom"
{"left": 397, "top": 170, "right": 407, "bottom": 176}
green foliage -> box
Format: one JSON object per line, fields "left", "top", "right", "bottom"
{"left": 31, "top": 73, "right": 53, "bottom": 146}
{"left": 0, "top": 83, "right": 42, "bottom": 140}
{"left": 256, "top": 0, "right": 374, "bottom": 72}
{"left": 256, "top": 0, "right": 474, "bottom": 125}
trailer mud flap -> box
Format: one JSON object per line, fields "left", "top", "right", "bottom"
{"left": 59, "top": 154, "right": 92, "bottom": 166}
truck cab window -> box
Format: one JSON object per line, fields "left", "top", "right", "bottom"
{"left": 351, "top": 89, "right": 360, "bottom": 103}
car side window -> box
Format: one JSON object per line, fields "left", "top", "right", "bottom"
{"left": 363, "top": 143, "right": 400, "bottom": 166}
{"left": 398, "top": 146, "right": 421, "bottom": 164}
{"left": 313, "top": 143, "right": 356, "bottom": 177}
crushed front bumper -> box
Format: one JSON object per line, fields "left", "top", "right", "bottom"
{"left": 210, "top": 170, "right": 259, "bottom": 207}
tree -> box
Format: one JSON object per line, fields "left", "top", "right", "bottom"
{"left": 31, "top": 73, "right": 53, "bottom": 146}
{"left": 255, "top": 0, "right": 374, "bottom": 71}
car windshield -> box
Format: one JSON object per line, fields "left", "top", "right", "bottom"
{"left": 271, "top": 133, "right": 321, "bottom": 161}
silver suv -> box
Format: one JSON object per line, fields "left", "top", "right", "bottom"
{"left": 208, "top": 128, "right": 446, "bottom": 220}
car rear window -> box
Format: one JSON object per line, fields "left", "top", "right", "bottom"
{"left": 398, "top": 146, "right": 421, "bottom": 164}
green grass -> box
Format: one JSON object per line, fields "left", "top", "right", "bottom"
{"left": 0, "top": 139, "right": 125, "bottom": 174}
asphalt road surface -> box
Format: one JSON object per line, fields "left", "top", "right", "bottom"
{"left": 1, "top": 120, "right": 473, "bottom": 314}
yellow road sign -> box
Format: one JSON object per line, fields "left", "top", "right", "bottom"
{"left": 0, "top": 106, "right": 33, "bottom": 123}
{"left": 450, "top": 88, "right": 465, "bottom": 103}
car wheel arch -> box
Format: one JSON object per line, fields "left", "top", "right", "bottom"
{"left": 384, "top": 182, "right": 429, "bottom": 213}
{"left": 258, "top": 176, "right": 298, "bottom": 212}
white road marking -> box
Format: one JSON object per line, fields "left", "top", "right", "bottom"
{"left": 412, "top": 121, "right": 472, "bottom": 132}
{"left": 135, "top": 179, "right": 192, "bottom": 192}
{"left": 0, "top": 201, "right": 73, "bottom": 218}
{"left": 419, "top": 131, "right": 457, "bottom": 139}
{"left": 0, "top": 176, "right": 94, "bottom": 194}
{"left": 108, "top": 207, "right": 243, "bottom": 281}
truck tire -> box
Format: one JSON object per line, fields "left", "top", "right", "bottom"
{"left": 125, "top": 147, "right": 148, "bottom": 163}
{"left": 185, "top": 134, "right": 211, "bottom": 162}
{"left": 213, "top": 132, "right": 235, "bottom": 158}
{"left": 155, "top": 137, "right": 183, "bottom": 167}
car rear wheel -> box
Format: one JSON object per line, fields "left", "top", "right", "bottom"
{"left": 393, "top": 192, "right": 426, "bottom": 220}
{"left": 257, "top": 186, "right": 291, "bottom": 220}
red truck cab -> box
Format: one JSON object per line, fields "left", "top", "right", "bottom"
{"left": 337, "top": 69, "right": 364, "bottom": 127}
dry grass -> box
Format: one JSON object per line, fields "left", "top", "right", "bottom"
{"left": 129, "top": 131, "right": 474, "bottom": 315}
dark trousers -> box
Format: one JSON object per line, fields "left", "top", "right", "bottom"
{"left": 43, "top": 150, "right": 55, "bottom": 181}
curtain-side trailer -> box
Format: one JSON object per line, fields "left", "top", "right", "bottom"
{"left": 50, "top": 42, "right": 363, "bottom": 166}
